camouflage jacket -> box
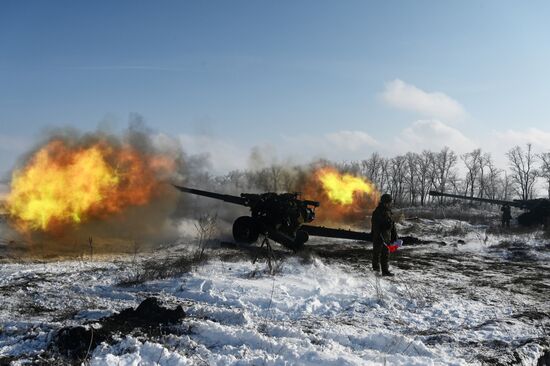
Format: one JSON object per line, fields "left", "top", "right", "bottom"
{"left": 501, "top": 205, "right": 512, "bottom": 219}
{"left": 371, "top": 204, "right": 397, "bottom": 244}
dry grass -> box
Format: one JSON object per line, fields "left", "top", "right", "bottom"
{"left": 118, "top": 213, "right": 219, "bottom": 286}
{"left": 193, "top": 213, "right": 218, "bottom": 264}
{"left": 118, "top": 253, "right": 206, "bottom": 286}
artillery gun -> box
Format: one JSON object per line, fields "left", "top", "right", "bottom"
{"left": 174, "top": 185, "right": 320, "bottom": 251}
{"left": 173, "top": 185, "right": 381, "bottom": 251}
{"left": 429, "top": 190, "right": 550, "bottom": 226}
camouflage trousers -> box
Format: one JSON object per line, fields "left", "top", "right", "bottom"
{"left": 372, "top": 241, "right": 390, "bottom": 272}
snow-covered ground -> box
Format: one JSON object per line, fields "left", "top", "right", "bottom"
{"left": 0, "top": 218, "right": 549, "bottom": 365}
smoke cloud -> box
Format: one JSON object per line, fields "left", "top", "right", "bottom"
{"left": 5, "top": 118, "right": 194, "bottom": 254}
{"left": 3, "top": 117, "right": 380, "bottom": 256}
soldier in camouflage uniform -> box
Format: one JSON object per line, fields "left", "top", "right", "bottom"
{"left": 501, "top": 204, "right": 512, "bottom": 228}
{"left": 371, "top": 193, "right": 397, "bottom": 276}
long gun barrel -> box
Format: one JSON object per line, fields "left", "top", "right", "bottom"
{"left": 173, "top": 185, "right": 247, "bottom": 206}
{"left": 301, "top": 224, "right": 372, "bottom": 241}
{"left": 301, "top": 225, "right": 436, "bottom": 246}
{"left": 429, "top": 190, "right": 521, "bottom": 208}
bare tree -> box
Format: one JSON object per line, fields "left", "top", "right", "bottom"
{"left": 434, "top": 147, "right": 458, "bottom": 194}
{"left": 482, "top": 155, "right": 501, "bottom": 200}
{"left": 461, "top": 149, "right": 482, "bottom": 197}
{"left": 280, "top": 168, "right": 298, "bottom": 192}
{"left": 404, "top": 152, "right": 419, "bottom": 205}
{"left": 500, "top": 171, "right": 512, "bottom": 200}
{"left": 223, "top": 145, "right": 546, "bottom": 207}
{"left": 538, "top": 152, "right": 550, "bottom": 198}
{"left": 269, "top": 165, "right": 284, "bottom": 192}
{"left": 417, "top": 150, "right": 435, "bottom": 206}
{"left": 447, "top": 171, "right": 461, "bottom": 194}
{"left": 506, "top": 144, "right": 538, "bottom": 200}
{"left": 477, "top": 151, "right": 493, "bottom": 198}
{"left": 226, "top": 170, "right": 246, "bottom": 190}
{"left": 248, "top": 169, "right": 271, "bottom": 191}
{"left": 378, "top": 158, "right": 390, "bottom": 194}
{"left": 361, "top": 153, "right": 384, "bottom": 190}
{"left": 338, "top": 161, "right": 361, "bottom": 175}
{"left": 389, "top": 155, "right": 407, "bottom": 203}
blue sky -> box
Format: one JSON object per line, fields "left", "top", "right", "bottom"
{"left": 2, "top": 1, "right": 550, "bottom": 175}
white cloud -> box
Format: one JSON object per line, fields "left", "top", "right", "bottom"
{"left": 325, "top": 130, "right": 380, "bottom": 151}
{"left": 381, "top": 79, "right": 465, "bottom": 120}
{"left": 492, "top": 128, "right": 550, "bottom": 152}
{"left": 280, "top": 129, "right": 381, "bottom": 163}
{"left": 177, "top": 123, "right": 509, "bottom": 176}
{"left": 480, "top": 128, "right": 550, "bottom": 168}
{"left": 394, "top": 120, "right": 475, "bottom": 154}
{"left": 175, "top": 126, "right": 550, "bottom": 180}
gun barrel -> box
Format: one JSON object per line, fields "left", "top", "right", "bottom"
{"left": 428, "top": 190, "right": 519, "bottom": 207}
{"left": 173, "top": 185, "right": 247, "bottom": 206}
{"left": 301, "top": 225, "right": 372, "bottom": 241}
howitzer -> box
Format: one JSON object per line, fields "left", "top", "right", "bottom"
{"left": 429, "top": 190, "right": 550, "bottom": 226}
{"left": 174, "top": 185, "right": 320, "bottom": 250}
{"left": 174, "top": 185, "right": 429, "bottom": 250}
{"left": 175, "top": 185, "right": 435, "bottom": 250}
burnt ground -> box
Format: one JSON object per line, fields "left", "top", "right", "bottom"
{"left": 53, "top": 297, "right": 186, "bottom": 362}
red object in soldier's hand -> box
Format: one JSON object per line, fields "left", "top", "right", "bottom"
{"left": 386, "top": 239, "right": 403, "bottom": 253}
{"left": 387, "top": 244, "right": 398, "bottom": 253}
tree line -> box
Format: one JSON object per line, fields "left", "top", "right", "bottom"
{"left": 197, "top": 144, "right": 550, "bottom": 206}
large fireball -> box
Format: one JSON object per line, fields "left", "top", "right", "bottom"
{"left": 318, "top": 168, "right": 376, "bottom": 205}
{"left": 7, "top": 138, "right": 175, "bottom": 234}
{"left": 302, "top": 166, "right": 380, "bottom": 224}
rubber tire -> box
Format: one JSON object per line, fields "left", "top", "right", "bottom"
{"left": 294, "top": 230, "right": 309, "bottom": 247}
{"left": 232, "top": 216, "right": 260, "bottom": 244}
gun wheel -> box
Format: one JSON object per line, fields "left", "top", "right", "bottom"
{"left": 232, "top": 216, "right": 260, "bottom": 244}
{"left": 294, "top": 229, "right": 309, "bottom": 249}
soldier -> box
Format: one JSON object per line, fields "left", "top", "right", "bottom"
{"left": 501, "top": 204, "right": 512, "bottom": 228}
{"left": 371, "top": 193, "right": 397, "bottom": 276}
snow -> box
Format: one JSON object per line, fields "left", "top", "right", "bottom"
{"left": 1, "top": 218, "right": 549, "bottom": 365}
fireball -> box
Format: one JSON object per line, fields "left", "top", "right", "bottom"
{"left": 301, "top": 166, "right": 380, "bottom": 224}
{"left": 6, "top": 139, "right": 174, "bottom": 233}
{"left": 318, "top": 168, "right": 376, "bottom": 205}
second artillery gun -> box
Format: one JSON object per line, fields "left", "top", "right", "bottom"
{"left": 173, "top": 185, "right": 379, "bottom": 251}
{"left": 429, "top": 190, "right": 550, "bottom": 226}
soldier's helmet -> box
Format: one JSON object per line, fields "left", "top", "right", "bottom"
{"left": 380, "top": 193, "right": 393, "bottom": 204}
